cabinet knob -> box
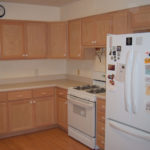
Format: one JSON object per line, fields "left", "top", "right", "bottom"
{"left": 29, "top": 101, "right": 32, "bottom": 104}
{"left": 64, "top": 53, "right": 66, "bottom": 56}
{"left": 33, "top": 100, "right": 36, "bottom": 103}
{"left": 78, "top": 53, "right": 81, "bottom": 56}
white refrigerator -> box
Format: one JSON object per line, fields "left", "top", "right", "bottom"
{"left": 106, "top": 33, "right": 150, "bottom": 150}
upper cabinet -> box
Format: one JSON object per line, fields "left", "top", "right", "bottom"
{"left": 0, "top": 21, "right": 25, "bottom": 59}
{"left": 82, "top": 14, "right": 112, "bottom": 47}
{"left": 25, "top": 22, "right": 47, "bottom": 59}
{"left": 112, "top": 10, "right": 132, "bottom": 34}
{"left": 48, "top": 22, "right": 68, "bottom": 58}
{"left": 130, "top": 5, "right": 150, "bottom": 32}
{"left": 68, "top": 19, "right": 83, "bottom": 59}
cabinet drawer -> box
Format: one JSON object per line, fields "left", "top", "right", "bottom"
{"left": 0, "top": 92, "right": 7, "bottom": 102}
{"left": 97, "top": 100, "right": 105, "bottom": 112}
{"left": 56, "top": 88, "right": 67, "bottom": 99}
{"left": 97, "top": 111, "right": 105, "bottom": 123}
{"left": 97, "top": 134, "right": 105, "bottom": 150}
{"left": 97, "top": 121, "right": 105, "bottom": 136}
{"left": 33, "top": 87, "right": 54, "bottom": 98}
{"left": 8, "top": 90, "right": 32, "bottom": 101}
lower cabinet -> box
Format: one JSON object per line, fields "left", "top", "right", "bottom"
{"left": 8, "top": 100, "right": 33, "bottom": 132}
{"left": 0, "top": 103, "right": 8, "bottom": 134}
{"left": 34, "top": 97, "right": 55, "bottom": 127}
{"left": 97, "top": 99, "right": 106, "bottom": 150}
{"left": 57, "top": 97, "right": 68, "bottom": 130}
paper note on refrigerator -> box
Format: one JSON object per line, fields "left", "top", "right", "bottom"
{"left": 115, "top": 63, "right": 125, "bottom": 82}
{"left": 146, "top": 86, "right": 150, "bottom": 96}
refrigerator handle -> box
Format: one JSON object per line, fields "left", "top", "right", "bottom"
{"left": 124, "top": 50, "right": 133, "bottom": 112}
{"left": 131, "top": 51, "right": 139, "bottom": 113}
{"left": 109, "top": 120, "right": 150, "bottom": 141}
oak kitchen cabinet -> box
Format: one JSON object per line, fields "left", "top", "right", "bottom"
{"left": 25, "top": 22, "right": 47, "bottom": 59}
{"left": 0, "top": 92, "right": 8, "bottom": 134}
{"left": 68, "top": 19, "right": 83, "bottom": 59}
{"left": 0, "top": 21, "right": 25, "bottom": 59}
{"left": 112, "top": 10, "right": 131, "bottom": 34}
{"left": 82, "top": 14, "right": 112, "bottom": 47}
{"left": 56, "top": 88, "right": 68, "bottom": 130}
{"left": 130, "top": 5, "right": 150, "bottom": 32}
{"left": 48, "top": 22, "right": 68, "bottom": 58}
{"left": 33, "top": 87, "right": 55, "bottom": 127}
{"left": 97, "top": 99, "right": 106, "bottom": 150}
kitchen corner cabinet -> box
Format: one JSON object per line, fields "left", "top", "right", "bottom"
{"left": 25, "top": 22, "right": 47, "bottom": 59}
{"left": 0, "top": 21, "right": 25, "bottom": 59}
{"left": 82, "top": 14, "right": 112, "bottom": 47}
{"left": 68, "top": 19, "right": 83, "bottom": 59}
{"left": 56, "top": 88, "right": 68, "bottom": 130}
{"left": 97, "top": 99, "right": 106, "bottom": 150}
{"left": 112, "top": 10, "right": 131, "bottom": 34}
{"left": 48, "top": 22, "right": 68, "bottom": 58}
{"left": 130, "top": 5, "right": 150, "bottom": 32}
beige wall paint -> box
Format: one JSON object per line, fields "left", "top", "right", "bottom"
{"left": 0, "top": 59, "right": 66, "bottom": 79}
{"left": 1, "top": 2, "right": 60, "bottom": 21}
{"left": 60, "top": 0, "right": 150, "bottom": 20}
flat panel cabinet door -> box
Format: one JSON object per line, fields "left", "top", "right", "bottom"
{"left": 57, "top": 97, "right": 67, "bottom": 130}
{"left": 96, "top": 14, "right": 112, "bottom": 46}
{"left": 130, "top": 5, "right": 150, "bottom": 31}
{"left": 25, "top": 22, "right": 47, "bottom": 58}
{"left": 112, "top": 10, "right": 131, "bottom": 34}
{"left": 0, "top": 103, "right": 8, "bottom": 134}
{"left": 48, "top": 22, "right": 67, "bottom": 58}
{"left": 82, "top": 17, "right": 97, "bottom": 46}
{"left": 34, "top": 97, "right": 55, "bottom": 127}
{"left": 68, "top": 19, "right": 83, "bottom": 59}
{"left": 0, "top": 21, "right": 25, "bottom": 59}
{"left": 8, "top": 100, "right": 33, "bottom": 132}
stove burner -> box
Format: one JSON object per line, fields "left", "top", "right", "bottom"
{"left": 74, "top": 85, "right": 92, "bottom": 90}
{"left": 87, "top": 88, "right": 105, "bottom": 94}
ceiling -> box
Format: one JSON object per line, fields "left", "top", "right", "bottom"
{"left": 3, "top": 0, "right": 80, "bottom": 6}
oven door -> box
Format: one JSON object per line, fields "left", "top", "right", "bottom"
{"left": 68, "top": 95, "right": 96, "bottom": 137}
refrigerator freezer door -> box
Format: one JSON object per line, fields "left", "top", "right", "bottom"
{"left": 106, "top": 33, "right": 150, "bottom": 133}
{"left": 105, "top": 119, "right": 150, "bottom": 150}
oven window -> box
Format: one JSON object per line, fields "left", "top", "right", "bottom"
{"left": 73, "top": 104, "right": 86, "bottom": 117}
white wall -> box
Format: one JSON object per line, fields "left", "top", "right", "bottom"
{"left": 0, "top": 59, "right": 66, "bottom": 79}
{"left": 1, "top": 2, "right": 60, "bottom": 21}
{"left": 60, "top": 0, "right": 150, "bottom": 20}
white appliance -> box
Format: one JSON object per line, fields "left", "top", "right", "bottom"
{"left": 68, "top": 72, "right": 105, "bottom": 149}
{"left": 106, "top": 33, "right": 150, "bottom": 150}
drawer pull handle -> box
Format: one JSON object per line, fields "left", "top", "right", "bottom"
{"left": 17, "top": 95, "right": 23, "bottom": 98}
{"left": 41, "top": 92, "right": 47, "bottom": 95}
{"left": 33, "top": 101, "right": 36, "bottom": 103}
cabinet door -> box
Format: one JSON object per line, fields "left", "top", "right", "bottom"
{"left": 68, "top": 19, "right": 83, "bottom": 59}
{"left": 34, "top": 97, "right": 55, "bottom": 127}
{"left": 96, "top": 14, "right": 112, "bottom": 46}
{"left": 82, "top": 16, "right": 97, "bottom": 46}
{"left": 0, "top": 103, "right": 8, "bottom": 134}
{"left": 0, "top": 21, "right": 25, "bottom": 59}
{"left": 48, "top": 22, "right": 67, "bottom": 58}
{"left": 8, "top": 100, "right": 33, "bottom": 132}
{"left": 25, "top": 22, "right": 47, "bottom": 58}
{"left": 57, "top": 97, "right": 67, "bottom": 130}
{"left": 112, "top": 10, "right": 131, "bottom": 34}
{"left": 130, "top": 5, "right": 150, "bottom": 31}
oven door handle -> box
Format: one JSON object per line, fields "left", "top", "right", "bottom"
{"left": 68, "top": 98, "right": 94, "bottom": 109}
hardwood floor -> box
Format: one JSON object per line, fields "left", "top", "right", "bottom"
{"left": 0, "top": 128, "right": 91, "bottom": 150}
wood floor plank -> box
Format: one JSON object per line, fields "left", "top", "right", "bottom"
{"left": 0, "top": 128, "right": 91, "bottom": 150}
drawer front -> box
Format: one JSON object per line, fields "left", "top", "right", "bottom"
{"left": 8, "top": 90, "right": 32, "bottom": 101}
{"left": 97, "top": 100, "right": 105, "bottom": 112}
{"left": 97, "top": 111, "right": 105, "bottom": 123}
{"left": 97, "top": 134, "right": 105, "bottom": 150}
{"left": 0, "top": 92, "right": 7, "bottom": 102}
{"left": 33, "top": 87, "right": 54, "bottom": 98}
{"left": 97, "top": 121, "right": 105, "bottom": 136}
{"left": 56, "top": 88, "right": 67, "bottom": 99}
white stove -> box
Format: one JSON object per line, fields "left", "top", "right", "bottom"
{"left": 68, "top": 72, "right": 106, "bottom": 149}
